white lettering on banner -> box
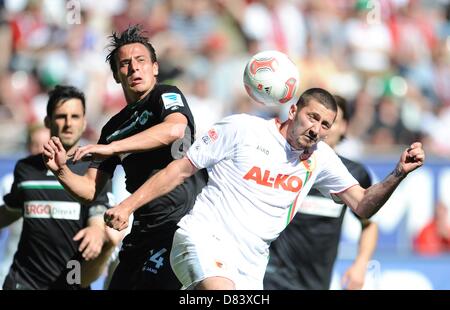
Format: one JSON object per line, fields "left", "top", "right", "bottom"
{"left": 299, "top": 196, "right": 344, "bottom": 218}
{"left": 24, "top": 201, "right": 81, "bottom": 220}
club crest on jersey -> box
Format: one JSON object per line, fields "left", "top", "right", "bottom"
{"left": 207, "top": 129, "right": 218, "bottom": 141}
{"left": 243, "top": 166, "right": 303, "bottom": 192}
{"left": 161, "top": 93, "right": 184, "bottom": 110}
{"left": 201, "top": 128, "right": 219, "bottom": 145}
{"left": 301, "top": 153, "right": 316, "bottom": 172}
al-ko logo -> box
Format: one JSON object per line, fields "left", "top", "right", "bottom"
{"left": 24, "top": 201, "right": 81, "bottom": 220}
{"left": 243, "top": 166, "right": 303, "bottom": 192}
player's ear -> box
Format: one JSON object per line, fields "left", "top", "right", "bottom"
{"left": 44, "top": 116, "right": 50, "bottom": 129}
{"left": 152, "top": 61, "right": 159, "bottom": 77}
{"left": 288, "top": 104, "right": 297, "bottom": 121}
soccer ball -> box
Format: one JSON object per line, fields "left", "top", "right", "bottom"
{"left": 243, "top": 50, "right": 299, "bottom": 106}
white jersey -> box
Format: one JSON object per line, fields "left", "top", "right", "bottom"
{"left": 180, "top": 114, "right": 358, "bottom": 285}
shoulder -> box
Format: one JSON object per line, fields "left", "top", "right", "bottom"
{"left": 217, "top": 113, "right": 266, "bottom": 129}
{"left": 315, "top": 141, "right": 337, "bottom": 157}
{"left": 155, "top": 84, "right": 183, "bottom": 94}
{"left": 153, "top": 84, "right": 186, "bottom": 102}
{"left": 101, "top": 107, "right": 127, "bottom": 134}
{"left": 338, "top": 155, "right": 372, "bottom": 187}
{"left": 12, "top": 154, "right": 45, "bottom": 179}
{"left": 15, "top": 154, "right": 44, "bottom": 170}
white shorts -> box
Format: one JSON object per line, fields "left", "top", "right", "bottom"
{"left": 170, "top": 224, "right": 263, "bottom": 290}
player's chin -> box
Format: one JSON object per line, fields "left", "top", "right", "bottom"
{"left": 298, "top": 137, "right": 315, "bottom": 149}
{"left": 60, "top": 138, "right": 75, "bottom": 150}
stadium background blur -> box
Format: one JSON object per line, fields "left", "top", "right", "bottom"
{"left": 0, "top": 0, "right": 449, "bottom": 289}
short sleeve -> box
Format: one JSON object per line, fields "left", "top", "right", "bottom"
{"left": 186, "top": 115, "right": 243, "bottom": 169}
{"left": 158, "top": 86, "right": 191, "bottom": 121}
{"left": 313, "top": 144, "right": 359, "bottom": 200}
{"left": 3, "top": 161, "right": 27, "bottom": 212}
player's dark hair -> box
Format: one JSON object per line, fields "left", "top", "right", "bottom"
{"left": 106, "top": 24, "right": 157, "bottom": 78}
{"left": 333, "top": 95, "right": 350, "bottom": 122}
{"left": 47, "top": 85, "right": 86, "bottom": 117}
{"left": 296, "top": 88, "right": 337, "bottom": 113}
{"left": 333, "top": 94, "right": 350, "bottom": 142}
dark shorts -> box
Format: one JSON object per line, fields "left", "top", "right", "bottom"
{"left": 3, "top": 268, "right": 90, "bottom": 290}
{"left": 108, "top": 229, "right": 181, "bottom": 290}
{"left": 264, "top": 253, "right": 329, "bottom": 290}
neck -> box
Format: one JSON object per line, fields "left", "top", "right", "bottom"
{"left": 125, "top": 88, "right": 152, "bottom": 105}
{"left": 276, "top": 119, "right": 289, "bottom": 140}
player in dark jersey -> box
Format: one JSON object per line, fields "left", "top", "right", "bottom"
{"left": 264, "top": 95, "right": 379, "bottom": 290}
{"left": 43, "top": 25, "right": 207, "bottom": 289}
{"left": 0, "top": 85, "right": 113, "bottom": 290}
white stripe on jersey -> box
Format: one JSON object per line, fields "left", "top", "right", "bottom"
{"left": 298, "top": 195, "right": 344, "bottom": 218}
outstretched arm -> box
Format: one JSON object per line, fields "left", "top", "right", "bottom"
{"left": 104, "top": 157, "right": 198, "bottom": 231}
{"left": 341, "top": 219, "right": 378, "bottom": 290}
{"left": 43, "top": 137, "right": 110, "bottom": 204}
{"left": 338, "top": 142, "right": 425, "bottom": 218}
{"left": 72, "top": 113, "right": 188, "bottom": 162}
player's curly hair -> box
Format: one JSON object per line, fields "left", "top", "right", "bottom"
{"left": 106, "top": 24, "right": 157, "bottom": 78}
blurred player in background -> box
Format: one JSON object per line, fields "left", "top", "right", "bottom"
{"left": 264, "top": 95, "right": 378, "bottom": 290}
{"left": 0, "top": 85, "right": 113, "bottom": 290}
{"left": 0, "top": 123, "right": 50, "bottom": 288}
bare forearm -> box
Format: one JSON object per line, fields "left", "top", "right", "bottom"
{"left": 355, "top": 221, "right": 378, "bottom": 266}
{"left": 80, "top": 242, "right": 115, "bottom": 287}
{"left": 356, "top": 165, "right": 406, "bottom": 218}
{"left": 121, "top": 160, "right": 191, "bottom": 213}
{"left": 55, "top": 166, "right": 96, "bottom": 204}
{"left": 110, "top": 122, "right": 185, "bottom": 155}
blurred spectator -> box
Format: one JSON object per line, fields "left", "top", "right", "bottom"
{"left": 242, "top": 0, "right": 306, "bottom": 57}
{"left": 168, "top": 0, "right": 217, "bottom": 52}
{"left": 344, "top": 1, "right": 393, "bottom": 77}
{"left": 414, "top": 201, "right": 450, "bottom": 255}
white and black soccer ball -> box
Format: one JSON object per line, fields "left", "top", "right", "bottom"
{"left": 243, "top": 50, "right": 299, "bottom": 107}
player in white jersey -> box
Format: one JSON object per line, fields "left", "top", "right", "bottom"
{"left": 100, "top": 87, "right": 425, "bottom": 290}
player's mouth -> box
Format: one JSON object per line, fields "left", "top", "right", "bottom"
{"left": 304, "top": 134, "right": 317, "bottom": 143}
{"left": 130, "top": 77, "right": 143, "bottom": 87}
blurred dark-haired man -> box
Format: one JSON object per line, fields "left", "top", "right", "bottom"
{"left": 0, "top": 85, "right": 113, "bottom": 290}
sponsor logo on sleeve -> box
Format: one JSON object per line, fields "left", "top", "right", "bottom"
{"left": 161, "top": 93, "right": 184, "bottom": 110}
{"left": 201, "top": 128, "right": 219, "bottom": 145}
{"left": 207, "top": 129, "right": 218, "bottom": 141}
